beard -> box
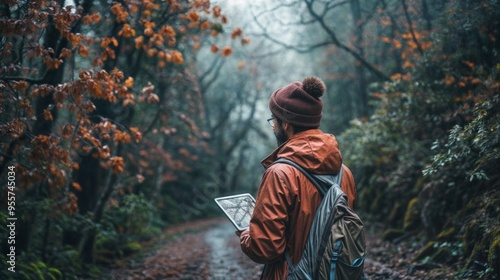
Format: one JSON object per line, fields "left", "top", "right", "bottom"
{"left": 274, "top": 122, "right": 289, "bottom": 146}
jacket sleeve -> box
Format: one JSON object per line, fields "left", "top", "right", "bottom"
{"left": 240, "top": 166, "right": 291, "bottom": 264}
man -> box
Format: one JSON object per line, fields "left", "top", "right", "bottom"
{"left": 238, "top": 76, "right": 357, "bottom": 279}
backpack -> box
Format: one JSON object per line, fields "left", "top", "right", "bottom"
{"left": 274, "top": 158, "right": 366, "bottom": 280}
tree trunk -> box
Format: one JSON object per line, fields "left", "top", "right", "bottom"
{"left": 350, "top": 0, "right": 369, "bottom": 118}
{"left": 421, "top": 0, "right": 432, "bottom": 31}
{"left": 79, "top": 145, "right": 121, "bottom": 262}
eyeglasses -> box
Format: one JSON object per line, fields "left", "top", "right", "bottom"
{"left": 267, "top": 117, "right": 275, "bottom": 127}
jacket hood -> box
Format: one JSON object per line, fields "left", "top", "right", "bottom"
{"left": 261, "top": 129, "right": 342, "bottom": 175}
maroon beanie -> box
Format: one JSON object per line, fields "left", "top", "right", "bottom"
{"left": 269, "top": 76, "right": 326, "bottom": 127}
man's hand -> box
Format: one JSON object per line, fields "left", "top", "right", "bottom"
{"left": 236, "top": 229, "right": 249, "bottom": 237}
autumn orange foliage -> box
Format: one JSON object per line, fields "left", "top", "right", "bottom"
{"left": 0, "top": 0, "right": 247, "bottom": 266}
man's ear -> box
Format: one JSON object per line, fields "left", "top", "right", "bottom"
{"left": 282, "top": 122, "right": 294, "bottom": 136}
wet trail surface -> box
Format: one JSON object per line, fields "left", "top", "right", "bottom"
{"left": 205, "top": 222, "right": 263, "bottom": 279}
{"left": 110, "top": 218, "right": 262, "bottom": 279}
{"left": 111, "top": 218, "right": 448, "bottom": 279}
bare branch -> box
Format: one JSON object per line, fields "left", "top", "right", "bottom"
{"left": 199, "top": 56, "right": 225, "bottom": 92}
{"left": 325, "top": 0, "right": 349, "bottom": 10}
{"left": 304, "top": 0, "right": 391, "bottom": 81}
{"left": 250, "top": 0, "right": 390, "bottom": 81}
{"left": 224, "top": 90, "right": 260, "bottom": 157}
{"left": 401, "top": 0, "right": 424, "bottom": 55}
{"left": 249, "top": 7, "right": 332, "bottom": 53}
{"left": 251, "top": 31, "right": 333, "bottom": 53}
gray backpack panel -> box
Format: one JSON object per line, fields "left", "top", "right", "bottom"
{"left": 273, "top": 158, "right": 366, "bottom": 280}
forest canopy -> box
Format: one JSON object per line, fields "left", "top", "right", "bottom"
{"left": 1, "top": 0, "right": 499, "bottom": 279}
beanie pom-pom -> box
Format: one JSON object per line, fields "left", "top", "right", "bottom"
{"left": 302, "top": 76, "right": 326, "bottom": 98}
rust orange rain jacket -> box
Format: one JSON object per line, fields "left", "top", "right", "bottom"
{"left": 240, "top": 129, "right": 357, "bottom": 280}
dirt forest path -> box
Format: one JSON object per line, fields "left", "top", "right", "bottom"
{"left": 109, "top": 218, "right": 442, "bottom": 280}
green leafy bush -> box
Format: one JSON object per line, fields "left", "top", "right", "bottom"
{"left": 94, "top": 193, "right": 160, "bottom": 261}
{"left": 339, "top": 3, "right": 500, "bottom": 273}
